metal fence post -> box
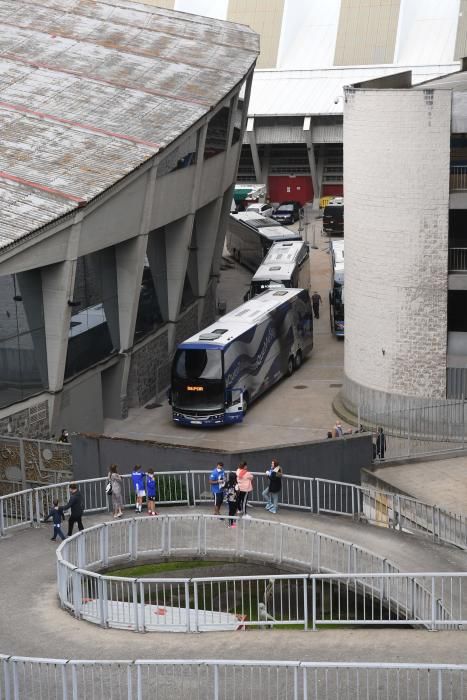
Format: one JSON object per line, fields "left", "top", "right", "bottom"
{"left": 311, "top": 577, "right": 317, "bottom": 631}
{"left": 60, "top": 662, "right": 68, "bottom": 700}
{"left": 185, "top": 581, "right": 191, "bottom": 632}
{"left": 309, "top": 479, "right": 313, "bottom": 513}
{"left": 293, "top": 666, "right": 299, "bottom": 700}
{"left": 185, "top": 472, "right": 191, "bottom": 507}
{"left": 128, "top": 662, "right": 134, "bottom": 700}
{"left": 132, "top": 580, "right": 139, "bottom": 631}
{"left": 213, "top": 663, "right": 219, "bottom": 700}
{"left": 11, "top": 660, "right": 18, "bottom": 700}
{"left": 33, "top": 489, "right": 41, "bottom": 527}
{"left": 431, "top": 576, "right": 437, "bottom": 631}
{"left": 3, "top": 656, "right": 11, "bottom": 700}
{"left": 193, "top": 580, "right": 199, "bottom": 632}
{"left": 77, "top": 536, "right": 86, "bottom": 569}
{"left": 27, "top": 491, "right": 35, "bottom": 528}
{"left": 71, "top": 663, "right": 78, "bottom": 700}
{"left": 316, "top": 480, "right": 320, "bottom": 514}
{"left": 303, "top": 578, "right": 308, "bottom": 631}
{"left": 98, "top": 576, "right": 106, "bottom": 627}
{"left": 72, "top": 569, "right": 82, "bottom": 618}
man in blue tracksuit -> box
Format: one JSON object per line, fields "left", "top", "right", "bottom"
{"left": 209, "top": 462, "right": 225, "bottom": 515}
{"left": 44, "top": 499, "right": 66, "bottom": 541}
{"left": 132, "top": 465, "right": 146, "bottom": 513}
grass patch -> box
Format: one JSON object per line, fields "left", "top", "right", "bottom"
{"left": 108, "top": 560, "right": 230, "bottom": 577}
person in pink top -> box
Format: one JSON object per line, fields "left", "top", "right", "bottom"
{"left": 236, "top": 461, "right": 254, "bottom": 516}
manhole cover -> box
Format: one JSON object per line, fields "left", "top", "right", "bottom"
{"left": 145, "top": 402, "right": 162, "bottom": 409}
{"left": 294, "top": 385, "right": 308, "bottom": 390}
{"left": 329, "top": 383, "right": 342, "bottom": 388}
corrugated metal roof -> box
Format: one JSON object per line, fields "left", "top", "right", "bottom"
{"left": 0, "top": 0, "right": 258, "bottom": 250}
{"left": 248, "top": 64, "right": 459, "bottom": 116}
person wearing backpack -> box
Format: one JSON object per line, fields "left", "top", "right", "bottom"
{"left": 63, "top": 483, "right": 85, "bottom": 536}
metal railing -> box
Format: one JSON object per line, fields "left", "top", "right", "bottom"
{"left": 449, "top": 247, "right": 467, "bottom": 271}
{"left": 450, "top": 165, "right": 467, "bottom": 191}
{"left": 2, "top": 471, "right": 467, "bottom": 550}
{"left": 56, "top": 514, "right": 462, "bottom": 631}
{"left": 359, "top": 399, "right": 467, "bottom": 461}
{"left": 1, "top": 657, "right": 467, "bottom": 700}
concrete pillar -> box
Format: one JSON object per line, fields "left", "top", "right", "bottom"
{"left": 115, "top": 235, "right": 148, "bottom": 351}
{"left": 41, "top": 259, "right": 77, "bottom": 392}
{"left": 247, "top": 117, "right": 262, "bottom": 183}
{"left": 212, "top": 186, "right": 236, "bottom": 278}
{"left": 195, "top": 198, "right": 223, "bottom": 296}
{"left": 16, "top": 269, "right": 48, "bottom": 389}
{"left": 146, "top": 230, "right": 168, "bottom": 323}
{"left": 304, "top": 117, "right": 320, "bottom": 209}
{"left": 164, "top": 214, "right": 195, "bottom": 322}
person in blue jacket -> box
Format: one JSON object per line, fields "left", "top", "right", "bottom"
{"left": 43, "top": 499, "right": 66, "bottom": 541}
{"left": 209, "top": 461, "right": 225, "bottom": 515}
{"left": 131, "top": 465, "right": 146, "bottom": 513}
{"left": 146, "top": 469, "right": 158, "bottom": 516}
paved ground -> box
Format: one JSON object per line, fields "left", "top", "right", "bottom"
{"left": 104, "top": 217, "right": 350, "bottom": 450}
{"left": 373, "top": 454, "right": 467, "bottom": 516}
{"left": 2, "top": 505, "right": 467, "bottom": 663}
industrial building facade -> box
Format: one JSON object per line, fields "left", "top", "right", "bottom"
{"left": 342, "top": 64, "right": 467, "bottom": 424}
{"left": 0, "top": 1, "right": 258, "bottom": 436}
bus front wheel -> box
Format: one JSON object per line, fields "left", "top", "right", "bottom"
{"left": 242, "top": 393, "right": 249, "bottom": 415}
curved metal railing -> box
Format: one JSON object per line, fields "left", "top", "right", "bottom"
{"left": 1, "top": 470, "right": 467, "bottom": 550}
{"left": 56, "top": 514, "right": 461, "bottom": 632}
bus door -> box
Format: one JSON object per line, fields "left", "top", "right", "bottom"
{"left": 224, "top": 387, "right": 245, "bottom": 421}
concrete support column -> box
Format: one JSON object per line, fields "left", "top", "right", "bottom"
{"left": 164, "top": 214, "right": 195, "bottom": 322}
{"left": 41, "top": 218, "right": 82, "bottom": 392}
{"left": 195, "top": 198, "right": 223, "bottom": 296}
{"left": 304, "top": 117, "right": 320, "bottom": 209}
{"left": 16, "top": 269, "right": 48, "bottom": 389}
{"left": 146, "top": 231, "right": 168, "bottom": 323}
{"left": 247, "top": 117, "right": 262, "bottom": 183}
{"left": 115, "top": 163, "right": 158, "bottom": 351}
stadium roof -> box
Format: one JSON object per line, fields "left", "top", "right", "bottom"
{"left": 247, "top": 63, "right": 460, "bottom": 117}
{"left": 0, "top": 0, "right": 258, "bottom": 251}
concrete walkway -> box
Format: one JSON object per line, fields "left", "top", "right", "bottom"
{"left": 372, "top": 454, "right": 467, "bottom": 517}
{"left": 2, "top": 505, "right": 467, "bottom": 663}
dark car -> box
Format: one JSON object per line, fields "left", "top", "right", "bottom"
{"left": 271, "top": 201, "right": 302, "bottom": 225}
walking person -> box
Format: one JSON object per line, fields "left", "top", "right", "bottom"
{"left": 311, "top": 291, "right": 322, "bottom": 319}
{"left": 376, "top": 426, "right": 387, "bottom": 460}
{"left": 262, "top": 459, "right": 282, "bottom": 514}
{"left": 236, "top": 461, "right": 253, "bottom": 516}
{"left": 63, "top": 483, "right": 85, "bottom": 536}
{"left": 131, "top": 465, "right": 146, "bottom": 513}
{"left": 43, "top": 498, "right": 66, "bottom": 541}
{"left": 209, "top": 461, "right": 225, "bottom": 515}
{"left": 108, "top": 464, "right": 123, "bottom": 518}
{"left": 224, "top": 472, "right": 239, "bottom": 528}
{"left": 146, "top": 469, "right": 159, "bottom": 516}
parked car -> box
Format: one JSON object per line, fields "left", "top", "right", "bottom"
{"left": 246, "top": 202, "right": 274, "bottom": 218}
{"left": 271, "top": 201, "right": 302, "bottom": 225}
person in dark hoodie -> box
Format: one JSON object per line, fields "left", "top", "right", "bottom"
{"left": 63, "top": 483, "right": 85, "bottom": 536}
{"left": 43, "top": 498, "right": 66, "bottom": 541}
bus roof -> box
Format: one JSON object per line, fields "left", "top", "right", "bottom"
{"left": 230, "top": 212, "right": 302, "bottom": 242}
{"left": 252, "top": 240, "right": 307, "bottom": 282}
{"left": 179, "top": 288, "right": 306, "bottom": 349}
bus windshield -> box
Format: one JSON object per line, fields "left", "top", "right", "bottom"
{"left": 174, "top": 348, "right": 222, "bottom": 380}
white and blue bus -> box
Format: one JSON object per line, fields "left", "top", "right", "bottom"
{"left": 170, "top": 288, "right": 314, "bottom": 426}
{"left": 226, "top": 211, "right": 302, "bottom": 271}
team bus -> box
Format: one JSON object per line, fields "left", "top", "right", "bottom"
{"left": 169, "top": 288, "right": 314, "bottom": 426}
{"left": 329, "top": 240, "right": 344, "bottom": 337}
{"left": 226, "top": 211, "right": 302, "bottom": 271}
{"left": 247, "top": 240, "right": 310, "bottom": 299}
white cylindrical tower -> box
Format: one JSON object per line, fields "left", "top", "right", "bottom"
{"left": 342, "top": 86, "right": 451, "bottom": 420}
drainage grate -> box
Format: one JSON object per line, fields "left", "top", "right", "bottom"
{"left": 294, "top": 385, "right": 308, "bottom": 390}
{"left": 145, "top": 402, "right": 162, "bottom": 409}
{"left": 329, "top": 383, "right": 342, "bottom": 388}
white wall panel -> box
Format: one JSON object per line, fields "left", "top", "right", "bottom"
{"left": 395, "top": 0, "right": 460, "bottom": 65}
{"left": 277, "top": 0, "right": 341, "bottom": 69}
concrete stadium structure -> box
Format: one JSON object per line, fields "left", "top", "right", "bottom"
{"left": 0, "top": 0, "right": 258, "bottom": 437}
{"left": 342, "top": 63, "right": 467, "bottom": 427}
{"left": 142, "top": 0, "right": 465, "bottom": 206}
